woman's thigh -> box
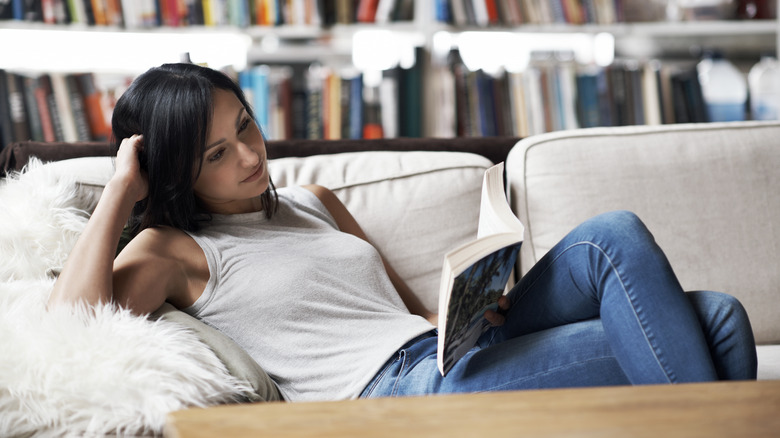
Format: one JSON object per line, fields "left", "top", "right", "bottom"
{"left": 363, "top": 319, "right": 629, "bottom": 398}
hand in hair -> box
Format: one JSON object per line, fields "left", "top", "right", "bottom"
{"left": 115, "top": 134, "right": 149, "bottom": 203}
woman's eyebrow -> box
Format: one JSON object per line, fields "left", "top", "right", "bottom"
{"left": 205, "top": 107, "right": 247, "bottom": 151}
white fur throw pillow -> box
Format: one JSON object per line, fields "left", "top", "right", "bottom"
{"left": 0, "top": 160, "right": 253, "bottom": 436}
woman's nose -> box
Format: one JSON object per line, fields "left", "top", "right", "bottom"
{"left": 238, "top": 142, "right": 260, "bottom": 166}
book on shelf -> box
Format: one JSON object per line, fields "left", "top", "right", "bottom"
{"left": 434, "top": 46, "right": 720, "bottom": 138}
{"left": 0, "top": 0, "right": 415, "bottom": 27}
{"left": 0, "top": 71, "right": 14, "bottom": 151}
{"left": 433, "top": 0, "right": 626, "bottom": 26}
{"left": 437, "top": 161, "right": 524, "bottom": 377}
{"left": 0, "top": 70, "right": 118, "bottom": 151}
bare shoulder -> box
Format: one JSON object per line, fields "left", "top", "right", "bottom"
{"left": 302, "top": 184, "right": 367, "bottom": 239}
{"left": 114, "top": 226, "right": 208, "bottom": 311}
{"left": 302, "top": 184, "right": 342, "bottom": 216}
{"left": 302, "top": 183, "right": 331, "bottom": 201}
{"left": 127, "top": 226, "right": 199, "bottom": 259}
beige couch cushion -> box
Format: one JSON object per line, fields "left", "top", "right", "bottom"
{"left": 506, "top": 121, "right": 780, "bottom": 345}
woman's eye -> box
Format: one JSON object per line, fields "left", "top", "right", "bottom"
{"left": 239, "top": 118, "right": 251, "bottom": 133}
{"left": 208, "top": 149, "right": 224, "bottom": 162}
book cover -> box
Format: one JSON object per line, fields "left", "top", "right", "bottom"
{"left": 6, "top": 72, "right": 32, "bottom": 144}
{"left": 305, "top": 63, "right": 324, "bottom": 140}
{"left": 38, "top": 73, "right": 65, "bottom": 141}
{"left": 49, "top": 73, "right": 78, "bottom": 142}
{"left": 0, "top": 70, "right": 14, "bottom": 151}
{"left": 641, "top": 61, "right": 663, "bottom": 126}
{"left": 507, "top": 71, "right": 529, "bottom": 137}
{"left": 31, "top": 74, "right": 57, "bottom": 142}
{"left": 492, "top": 71, "right": 513, "bottom": 137}
{"left": 249, "top": 65, "right": 271, "bottom": 136}
{"left": 437, "top": 162, "right": 524, "bottom": 377}
{"left": 434, "top": 0, "right": 451, "bottom": 23}
{"left": 21, "top": 75, "right": 45, "bottom": 142}
{"left": 361, "top": 83, "right": 383, "bottom": 139}
{"left": 379, "top": 68, "right": 399, "bottom": 138}
{"left": 74, "top": 73, "right": 111, "bottom": 141}
{"left": 0, "top": 0, "right": 13, "bottom": 19}
{"left": 324, "top": 68, "right": 341, "bottom": 140}
{"left": 447, "top": 49, "right": 470, "bottom": 137}
{"left": 523, "top": 67, "right": 545, "bottom": 136}
{"left": 398, "top": 47, "right": 423, "bottom": 138}
{"left": 449, "top": 0, "right": 467, "bottom": 25}
{"left": 347, "top": 71, "right": 363, "bottom": 139}
{"left": 373, "top": 0, "right": 395, "bottom": 23}
{"left": 11, "top": 0, "right": 22, "bottom": 19}
{"left": 575, "top": 69, "right": 601, "bottom": 128}
{"left": 392, "top": 0, "right": 413, "bottom": 20}
{"left": 356, "top": 0, "right": 378, "bottom": 22}
{"left": 65, "top": 74, "right": 91, "bottom": 141}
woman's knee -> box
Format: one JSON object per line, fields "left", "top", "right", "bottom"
{"left": 687, "top": 290, "right": 753, "bottom": 331}
{"left": 578, "top": 210, "right": 653, "bottom": 244}
{"left": 686, "top": 290, "right": 757, "bottom": 379}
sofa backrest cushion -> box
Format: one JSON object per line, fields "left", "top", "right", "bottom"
{"left": 506, "top": 121, "right": 780, "bottom": 344}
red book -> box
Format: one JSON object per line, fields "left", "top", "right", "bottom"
{"left": 356, "top": 0, "right": 379, "bottom": 22}
{"left": 32, "top": 76, "right": 57, "bottom": 142}
{"left": 484, "top": 0, "right": 499, "bottom": 24}
{"left": 75, "top": 73, "right": 111, "bottom": 141}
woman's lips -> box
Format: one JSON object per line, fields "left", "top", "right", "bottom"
{"left": 242, "top": 160, "right": 264, "bottom": 183}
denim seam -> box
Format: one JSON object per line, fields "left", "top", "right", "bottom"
{"left": 477, "top": 356, "right": 620, "bottom": 393}
{"left": 390, "top": 350, "right": 408, "bottom": 396}
{"left": 524, "top": 240, "right": 673, "bottom": 384}
{"left": 362, "top": 354, "right": 400, "bottom": 398}
{"left": 579, "top": 240, "right": 674, "bottom": 384}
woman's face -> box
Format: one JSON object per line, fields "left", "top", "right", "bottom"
{"left": 193, "top": 88, "right": 270, "bottom": 214}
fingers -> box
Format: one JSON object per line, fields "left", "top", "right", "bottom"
{"left": 497, "top": 295, "right": 510, "bottom": 313}
{"left": 485, "top": 296, "right": 511, "bottom": 327}
{"left": 484, "top": 309, "right": 506, "bottom": 327}
{"left": 120, "top": 134, "right": 143, "bottom": 155}
{"left": 116, "top": 135, "right": 144, "bottom": 168}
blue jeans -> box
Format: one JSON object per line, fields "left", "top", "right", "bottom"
{"left": 361, "top": 211, "right": 757, "bottom": 398}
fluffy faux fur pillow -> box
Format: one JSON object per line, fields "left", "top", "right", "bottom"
{"left": 0, "top": 160, "right": 254, "bottom": 437}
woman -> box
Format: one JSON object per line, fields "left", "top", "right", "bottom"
{"left": 49, "top": 63, "right": 757, "bottom": 402}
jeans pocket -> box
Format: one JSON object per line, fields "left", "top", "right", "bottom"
{"left": 389, "top": 350, "right": 408, "bottom": 397}
{"left": 362, "top": 351, "right": 403, "bottom": 398}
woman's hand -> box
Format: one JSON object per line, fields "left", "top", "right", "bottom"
{"left": 483, "top": 295, "right": 511, "bottom": 326}
{"left": 113, "top": 134, "right": 148, "bottom": 203}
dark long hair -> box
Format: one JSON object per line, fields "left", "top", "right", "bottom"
{"left": 111, "top": 63, "right": 277, "bottom": 235}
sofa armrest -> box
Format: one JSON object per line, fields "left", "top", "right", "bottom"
{"left": 507, "top": 121, "right": 780, "bottom": 345}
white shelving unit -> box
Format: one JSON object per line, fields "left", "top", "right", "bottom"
{"left": 1, "top": 12, "right": 777, "bottom": 72}
{"left": 1, "top": 2, "right": 778, "bottom": 141}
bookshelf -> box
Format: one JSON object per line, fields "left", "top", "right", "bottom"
{"left": 1, "top": 0, "right": 779, "bottom": 149}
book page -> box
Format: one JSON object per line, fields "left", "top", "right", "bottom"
{"left": 477, "top": 162, "right": 525, "bottom": 239}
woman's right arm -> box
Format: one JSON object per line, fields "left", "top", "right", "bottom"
{"left": 47, "top": 135, "right": 173, "bottom": 314}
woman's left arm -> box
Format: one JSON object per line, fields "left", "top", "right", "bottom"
{"left": 304, "top": 184, "right": 438, "bottom": 325}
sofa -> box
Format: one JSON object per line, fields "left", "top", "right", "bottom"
{"left": 0, "top": 121, "right": 777, "bottom": 436}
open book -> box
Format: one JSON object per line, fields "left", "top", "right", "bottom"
{"left": 437, "top": 162, "right": 524, "bottom": 377}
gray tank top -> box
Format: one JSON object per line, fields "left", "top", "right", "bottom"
{"left": 183, "top": 186, "right": 434, "bottom": 401}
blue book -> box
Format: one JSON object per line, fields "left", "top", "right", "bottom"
{"left": 576, "top": 72, "right": 601, "bottom": 128}
{"left": 434, "top": 0, "right": 451, "bottom": 23}
{"left": 12, "top": 0, "right": 23, "bottom": 19}
{"left": 349, "top": 74, "right": 363, "bottom": 139}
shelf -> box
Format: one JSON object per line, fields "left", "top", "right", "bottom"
{"left": 3, "top": 18, "right": 775, "bottom": 37}
{"left": 611, "top": 19, "right": 777, "bottom": 37}
{"left": 420, "top": 19, "right": 775, "bottom": 35}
